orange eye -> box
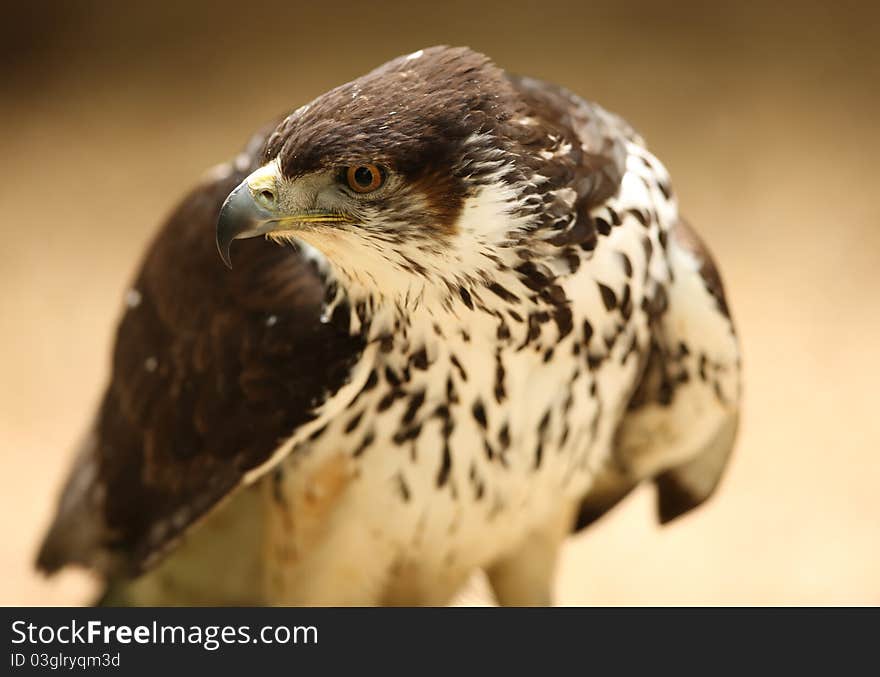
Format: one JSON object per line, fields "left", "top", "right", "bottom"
{"left": 345, "top": 164, "right": 384, "bottom": 193}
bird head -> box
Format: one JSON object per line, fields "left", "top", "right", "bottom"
{"left": 216, "top": 46, "right": 548, "bottom": 302}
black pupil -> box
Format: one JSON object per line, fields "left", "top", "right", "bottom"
{"left": 354, "top": 166, "right": 375, "bottom": 187}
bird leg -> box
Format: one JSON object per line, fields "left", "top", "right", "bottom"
{"left": 485, "top": 499, "right": 578, "bottom": 606}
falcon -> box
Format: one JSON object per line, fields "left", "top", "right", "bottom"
{"left": 36, "top": 46, "right": 741, "bottom": 606}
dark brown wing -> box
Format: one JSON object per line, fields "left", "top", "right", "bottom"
{"left": 37, "top": 143, "right": 365, "bottom": 577}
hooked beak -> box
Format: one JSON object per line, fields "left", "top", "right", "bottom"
{"left": 216, "top": 172, "right": 350, "bottom": 268}
{"left": 215, "top": 181, "right": 277, "bottom": 268}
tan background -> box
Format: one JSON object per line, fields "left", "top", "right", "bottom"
{"left": 1, "top": 1, "right": 877, "bottom": 605}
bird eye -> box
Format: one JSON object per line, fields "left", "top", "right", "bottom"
{"left": 345, "top": 164, "right": 385, "bottom": 193}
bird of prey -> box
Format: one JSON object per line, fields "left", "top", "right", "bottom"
{"left": 36, "top": 46, "right": 741, "bottom": 606}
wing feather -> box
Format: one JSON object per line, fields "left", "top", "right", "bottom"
{"left": 576, "top": 220, "right": 741, "bottom": 529}
{"left": 37, "top": 138, "right": 364, "bottom": 576}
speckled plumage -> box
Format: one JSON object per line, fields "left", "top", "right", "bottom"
{"left": 37, "top": 47, "right": 741, "bottom": 605}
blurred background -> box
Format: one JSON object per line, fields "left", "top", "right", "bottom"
{"left": 1, "top": 0, "right": 877, "bottom": 605}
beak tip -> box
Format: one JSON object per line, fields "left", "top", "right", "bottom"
{"left": 217, "top": 241, "right": 234, "bottom": 269}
